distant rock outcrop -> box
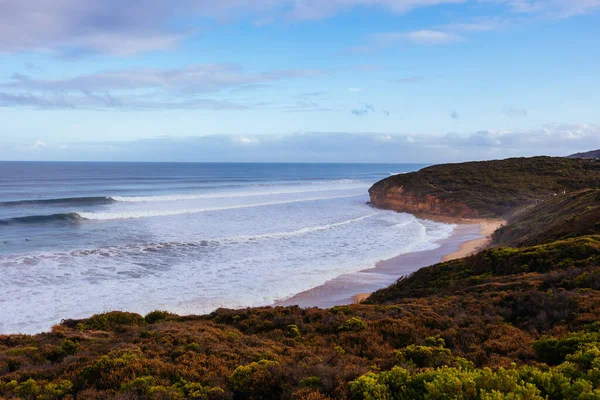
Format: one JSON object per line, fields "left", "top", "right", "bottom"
{"left": 568, "top": 149, "right": 600, "bottom": 159}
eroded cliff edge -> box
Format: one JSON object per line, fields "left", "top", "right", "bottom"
{"left": 369, "top": 156, "right": 600, "bottom": 219}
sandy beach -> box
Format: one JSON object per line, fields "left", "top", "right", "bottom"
{"left": 442, "top": 219, "right": 505, "bottom": 262}
{"left": 276, "top": 217, "right": 504, "bottom": 308}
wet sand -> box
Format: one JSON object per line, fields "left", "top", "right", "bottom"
{"left": 276, "top": 222, "right": 484, "bottom": 308}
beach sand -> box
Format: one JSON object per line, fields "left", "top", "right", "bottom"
{"left": 442, "top": 219, "right": 505, "bottom": 262}
{"left": 276, "top": 218, "right": 502, "bottom": 309}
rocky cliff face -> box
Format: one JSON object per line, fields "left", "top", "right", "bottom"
{"left": 369, "top": 184, "right": 479, "bottom": 218}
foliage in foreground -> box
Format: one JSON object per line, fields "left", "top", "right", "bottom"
{"left": 350, "top": 327, "right": 600, "bottom": 400}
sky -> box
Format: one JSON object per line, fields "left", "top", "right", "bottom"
{"left": 0, "top": 0, "right": 599, "bottom": 163}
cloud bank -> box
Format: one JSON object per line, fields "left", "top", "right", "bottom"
{"left": 6, "top": 124, "right": 599, "bottom": 163}
{"left": 0, "top": 64, "right": 324, "bottom": 110}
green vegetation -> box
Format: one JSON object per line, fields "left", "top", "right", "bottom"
{"left": 2, "top": 155, "right": 600, "bottom": 398}
{"left": 493, "top": 189, "right": 600, "bottom": 247}
{"left": 367, "top": 235, "right": 600, "bottom": 302}
{"left": 370, "top": 157, "right": 600, "bottom": 218}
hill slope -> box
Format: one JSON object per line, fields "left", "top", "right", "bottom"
{"left": 492, "top": 189, "right": 600, "bottom": 247}
{"left": 569, "top": 149, "right": 600, "bottom": 159}
{"left": 369, "top": 157, "right": 600, "bottom": 218}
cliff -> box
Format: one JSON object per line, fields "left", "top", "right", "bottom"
{"left": 369, "top": 156, "right": 600, "bottom": 218}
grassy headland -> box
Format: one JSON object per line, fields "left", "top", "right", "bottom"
{"left": 2, "top": 156, "right": 600, "bottom": 399}
{"left": 369, "top": 157, "right": 600, "bottom": 218}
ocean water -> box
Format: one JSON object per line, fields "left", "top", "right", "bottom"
{"left": 0, "top": 162, "right": 455, "bottom": 334}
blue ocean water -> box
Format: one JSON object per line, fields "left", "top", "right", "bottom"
{"left": 0, "top": 162, "right": 454, "bottom": 334}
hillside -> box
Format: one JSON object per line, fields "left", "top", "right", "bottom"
{"left": 492, "top": 189, "right": 600, "bottom": 247}
{"left": 367, "top": 235, "right": 600, "bottom": 303}
{"left": 369, "top": 157, "right": 600, "bottom": 218}
{"left": 569, "top": 149, "right": 600, "bottom": 159}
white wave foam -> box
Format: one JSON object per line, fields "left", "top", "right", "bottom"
{"left": 78, "top": 193, "right": 365, "bottom": 221}
{"left": 110, "top": 185, "right": 368, "bottom": 203}
{"left": 389, "top": 172, "right": 406, "bottom": 176}
{"left": 1, "top": 213, "right": 382, "bottom": 268}
{"left": 319, "top": 179, "right": 361, "bottom": 184}
{"left": 232, "top": 213, "right": 380, "bottom": 241}
{"left": 0, "top": 208, "right": 458, "bottom": 334}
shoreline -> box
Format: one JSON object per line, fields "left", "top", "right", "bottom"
{"left": 276, "top": 216, "right": 504, "bottom": 309}
{"left": 442, "top": 219, "right": 505, "bottom": 262}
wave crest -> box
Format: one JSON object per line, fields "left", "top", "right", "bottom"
{"left": 79, "top": 194, "right": 365, "bottom": 221}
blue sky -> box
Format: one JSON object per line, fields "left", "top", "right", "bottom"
{"left": 0, "top": 0, "right": 599, "bottom": 162}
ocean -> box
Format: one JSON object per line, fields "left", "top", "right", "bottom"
{"left": 0, "top": 162, "right": 455, "bottom": 334}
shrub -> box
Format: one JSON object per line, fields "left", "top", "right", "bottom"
{"left": 338, "top": 317, "right": 368, "bottom": 332}
{"left": 230, "top": 360, "right": 283, "bottom": 399}
{"left": 145, "top": 310, "right": 175, "bottom": 324}
{"left": 40, "top": 380, "right": 73, "bottom": 400}
{"left": 299, "top": 376, "right": 324, "bottom": 389}
{"left": 78, "top": 349, "right": 144, "bottom": 390}
{"left": 121, "top": 376, "right": 155, "bottom": 395}
{"left": 286, "top": 324, "right": 302, "bottom": 340}
{"left": 77, "top": 311, "right": 145, "bottom": 331}
{"left": 349, "top": 373, "right": 391, "bottom": 400}
{"left": 14, "top": 379, "right": 40, "bottom": 399}
{"left": 61, "top": 339, "right": 79, "bottom": 355}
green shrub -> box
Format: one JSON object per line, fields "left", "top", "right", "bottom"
{"left": 145, "top": 310, "right": 174, "bottom": 324}
{"left": 61, "top": 339, "right": 79, "bottom": 355}
{"left": 230, "top": 360, "right": 283, "bottom": 399}
{"left": 349, "top": 372, "right": 391, "bottom": 400}
{"left": 39, "top": 380, "right": 73, "bottom": 399}
{"left": 78, "top": 349, "right": 144, "bottom": 390}
{"left": 286, "top": 324, "right": 302, "bottom": 339}
{"left": 334, "top": 345, "right": 346, "bottom": 356}
{"left": 338, "top": 317, "right": 368, "bottom": 332}
{"left": 299, "top": 376, "right": 324, "bottom": 389}
{"left": 121, "top": 376, "right": 155, "bottom": 395}
{"left": 77, "top": 311, "right": 145, "bottom": 331}
{"left": 14, "top": 378, "right": 40, "bottom": 399}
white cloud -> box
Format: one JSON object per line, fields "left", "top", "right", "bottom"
{"left": 234, "top": 136, "right": 259, "bottom": 145}
{"left": 373, "top": 30, "right": 463, "bottom": 45}
{"left": 0, "top": 64, "right": 324, "bottom": 110}
{"left": 2, "top": 65, "right": 323, "bottom": 93}
{"left": 34, "top": 140, "right": 47, "bottom": 149}
{"left": 0, "top": 0, "right": 468, "bottom": 54}
{"left": 503, "top": 0, "right": 600, "bottom": 17}
{"left": 0, "top": 0, "right": 596, "bottom": 54}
